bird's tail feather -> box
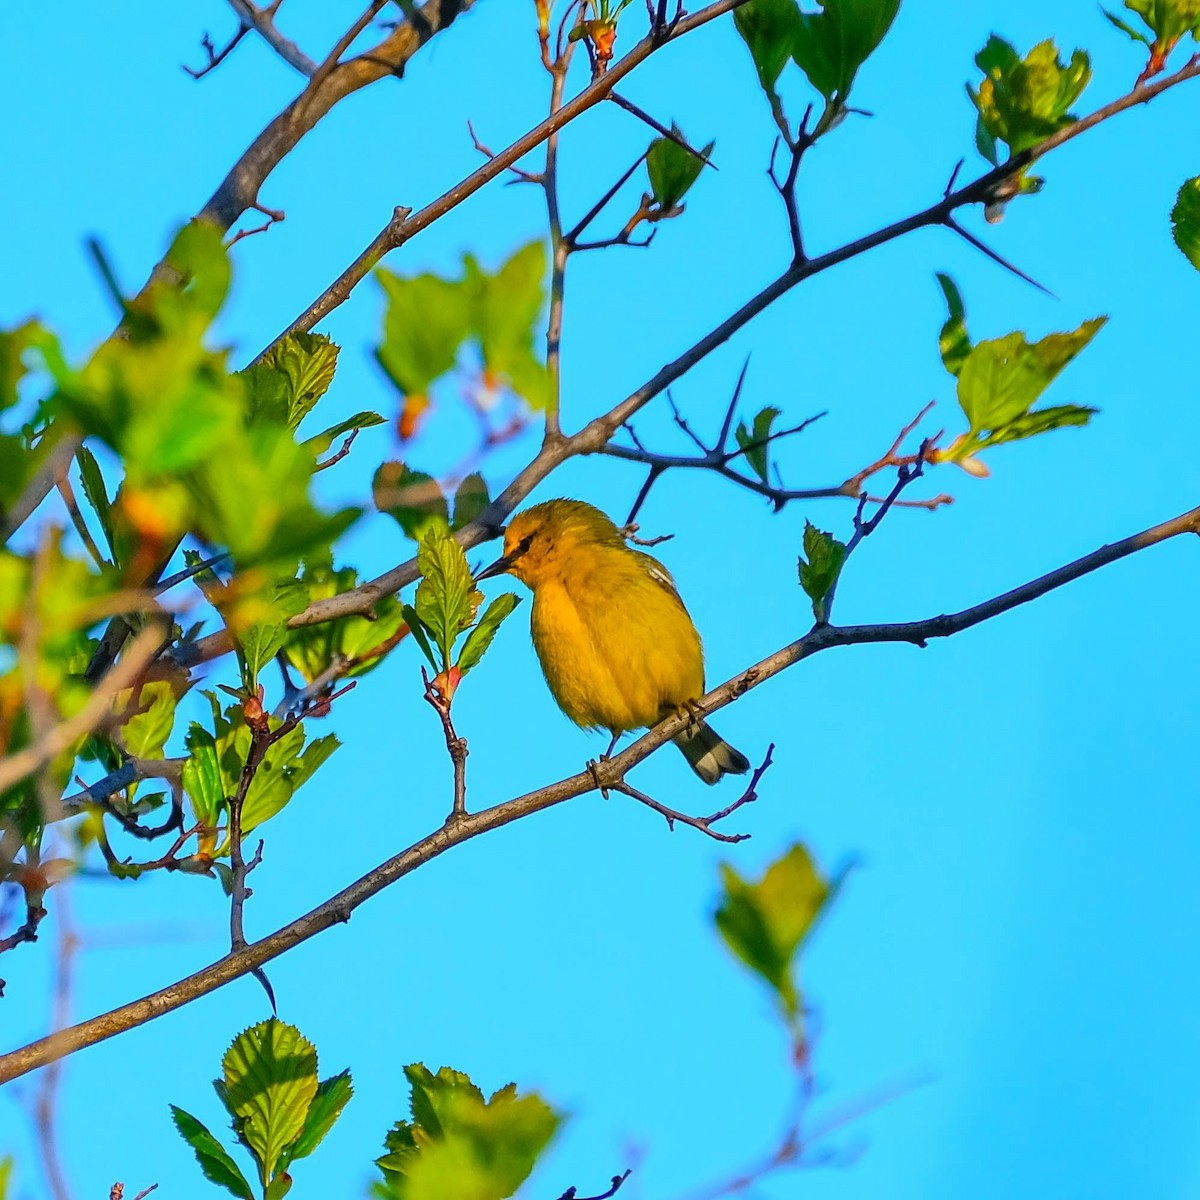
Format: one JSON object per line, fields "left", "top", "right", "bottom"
{"left": 673, "top": 719, "right": 750, "bottom": 785}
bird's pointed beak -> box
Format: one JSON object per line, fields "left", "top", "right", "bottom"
{"left": 474, "top": 553, "right": 511, "bottom": 581}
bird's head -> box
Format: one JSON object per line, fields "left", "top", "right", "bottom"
{"left": 475, "top": 499, "right": 622, "bottom": 588}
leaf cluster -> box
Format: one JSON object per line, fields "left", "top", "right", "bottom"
{"left": 967, "top": 36, "right": 1090, "bottom": 199}
{"left": 374, "top": 1064, "right": 559, "bottom": 1200}
{"left": 933, "top": 274, "right": 1102, "bottom": 477}
{"left": 172, "top": 1019, "right": 352, "bottom": 1200}
{"left": 182, "top": 692, "right": 338, "bottom": 861}
{"left": 734, "top": 0, "right": 899, "bottom": 129}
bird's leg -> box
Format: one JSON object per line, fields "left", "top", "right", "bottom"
{"left": 602, "top": 731, "right": 622, "bottom": 759}
{"left": 680, "top": 699, "right": 705, "bottom": 731}
{"left": 587, "top": 759, "right": 611, "bottom": 799}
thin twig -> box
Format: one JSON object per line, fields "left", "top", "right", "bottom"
{"left": 423, "top": 670, "right": 469, "bottom": 819}
{"left": 183, "top": 24, "right": 250, "bottom": 79}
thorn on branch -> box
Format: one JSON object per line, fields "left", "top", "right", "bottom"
{"left": 608, "top": 92, "right": 716, "bottom": 169}
{"left": 183, "top": 25, "right": 250, "bottom": 80}
{"left": 943, "top": 215, "right": 1053, "bottom": 296}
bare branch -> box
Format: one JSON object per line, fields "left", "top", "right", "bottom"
{"left": 183, "top": 24, "right": 250, "bottom": 80}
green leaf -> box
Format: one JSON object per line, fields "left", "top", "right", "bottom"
{"left": 1116, "top": 0, "right": 1200, "bottom": 54}
{"left": 236, "top": 579, "right": 310, "bottom": 689}
{"left": 161, "top": 221, "right": 232, "bottom": 325}
{"left": 452, "top": 473, "right": 490, "bottom": 531}
{"left": 968, "top": 36, "right": 1091, "bottom": 163}
{"left": 734, "top": 406, "right": 781, "bottom": 484}
{"left": 1102, "top": 7, "right": 1153, "bottom": 44}
{"left": 75, "top": 446, "right": 116, "bottom": 563}
{"left": 955, "top": 318, "right": 1106, "bottom": 436}
{"left": 375, "top": 269, "right": 471, "bottom": 399}
{"left": 792, "top": 0, "right": 900, "bottom": 111}
{"left": 414, "top": 527, "right": 481, "bottom": 666}
{"left": 242, "top": 333, "right": 340, "bottom": 431}
{"left": 1171, "top": 175, "right": 1200, "bottom": 271}
{"left": 456, "top": 593, "right": 521, "bottom": 676}
{"left": 401, "top": 604, "right": 440, "bottom": 673}
{"left": 715, "top": 844, "right": 832, "bottom": 1019}
{"left": 302, "top": 410, "right": 385, "bottom": 458}
{"left": 935, "top": 272, "right": 972, "bottom": 377}
{"left": 120, "top": 681, "right": 177, "bottom": 759}
{"left": 182, "top": 722, "right": 228, "bottom": 834}
{"left": 374, "top": 463, "right": 449, "bottom": 541}
{"left": 238, "top": 725, "right": 340, "bottom": 838}
{"left": 375, "top": 1065, "right": 560, "bottom": 1200}
{"left": 734, "top": 0, "right": 803, "bottom": 97}
{"left": 281, "top": 1070, "right": 354, "bottom": 1168}
{"left": 463, "top": 242, "right": 549, "bottom": 410}
{"left": 170, "top": 1105, "right": 256, "bottom": 1200}
{"left": 976, "top": 403, "right": 1095, "bottom": 449}
{"left": 281, "top": 556, "right": 409, "bottom": 682}
{"left": 646, "top": 131, "right": 714, "bottom": 214}
{"left": 221, "top": 1019, "right": 319, "bottom": 1191}
{"left": 797, "top": 521, "right": 847, "bottom": 623}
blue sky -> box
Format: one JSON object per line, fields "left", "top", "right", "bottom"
{"left": 3, "top": 1, "right": 1200, "bottom": 1198}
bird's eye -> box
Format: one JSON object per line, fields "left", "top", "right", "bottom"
{"left": 517, "top": 534, "right": 534, "bottom": 555}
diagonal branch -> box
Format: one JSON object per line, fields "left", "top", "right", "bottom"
{"left": 4, "top": 503, "right": 1197, "bottom": 1081}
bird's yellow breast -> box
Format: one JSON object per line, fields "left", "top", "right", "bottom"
{"left": 529, "top": 546, "right": 705, "bottom": 734}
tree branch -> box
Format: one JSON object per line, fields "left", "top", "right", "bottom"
{"left": 4, "top": 503, "right": 1196, "bottom": 1081}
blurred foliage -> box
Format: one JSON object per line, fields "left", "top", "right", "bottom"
{"left": 374, "top": 1065, "right": 559, "bottom": 1200}
{"left": 1171, "top": 175, "right": 1200, "bottom": 271}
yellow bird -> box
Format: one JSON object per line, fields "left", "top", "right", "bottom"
{"left": 477, "top": 498, "right": 750, "bottom": 784}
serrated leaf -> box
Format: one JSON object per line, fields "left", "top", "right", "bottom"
{"left": 452, "top": 473, "right": 490, "bottom": 531}
{"left": 734, "top": 406, "right": 781, "bottom": 484}
{"left": 303, "top": 410, "right": 385, "bottom": 457}
{"left": 414, "top": 527, "right": 481, "bottom": 666}
{"left": 646, "top": 131, "right": 713, "bottom": 214}
{"left": 977, "top": 402, "right": 1096, "bottom": 449}
{"left": 935, "top": 272, "right": 972, "bottom": 377}
{"left": 170, "top": 1105, "right": 256, "bottom": 1200}
{"left": 734, "top": 0, "right": 803, "bottom": 97}
{"left": 237, "top": 726, "right": 340, "bottom": 838}
{"left": 375, "top": 1065, "right": 559, "bottom": 1200}
{"left": 182, "top": 723, "right": 227, "bottom": 834}
{"left": 456, "top": 593, "right": 521, "bottom": 676}
{"left": 715, "top": 844, "right": 831, "bottom": 1019}
{"left": 374, "top": 463, "right": 449, "bottom": 541}
{"left": 221, "top": 1019, "right": 319, "bottom": 1190}
{"left": 956, "top": 317, "right": 1106, "bottom": 435}
{"left": 282, "top": 1070, "right": 353, "bottom": 1168}
{"left": 968, "top": 36, "right": 1091, "bottom": 163}
{"left": 797, "top": 521, "right": 847, "bottom": 623}
{"left": 1171, "top": 175, "right": 1200, "bottom": 271}
{"left": 242, "top": 332, "right": 341, "bottom": 431}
